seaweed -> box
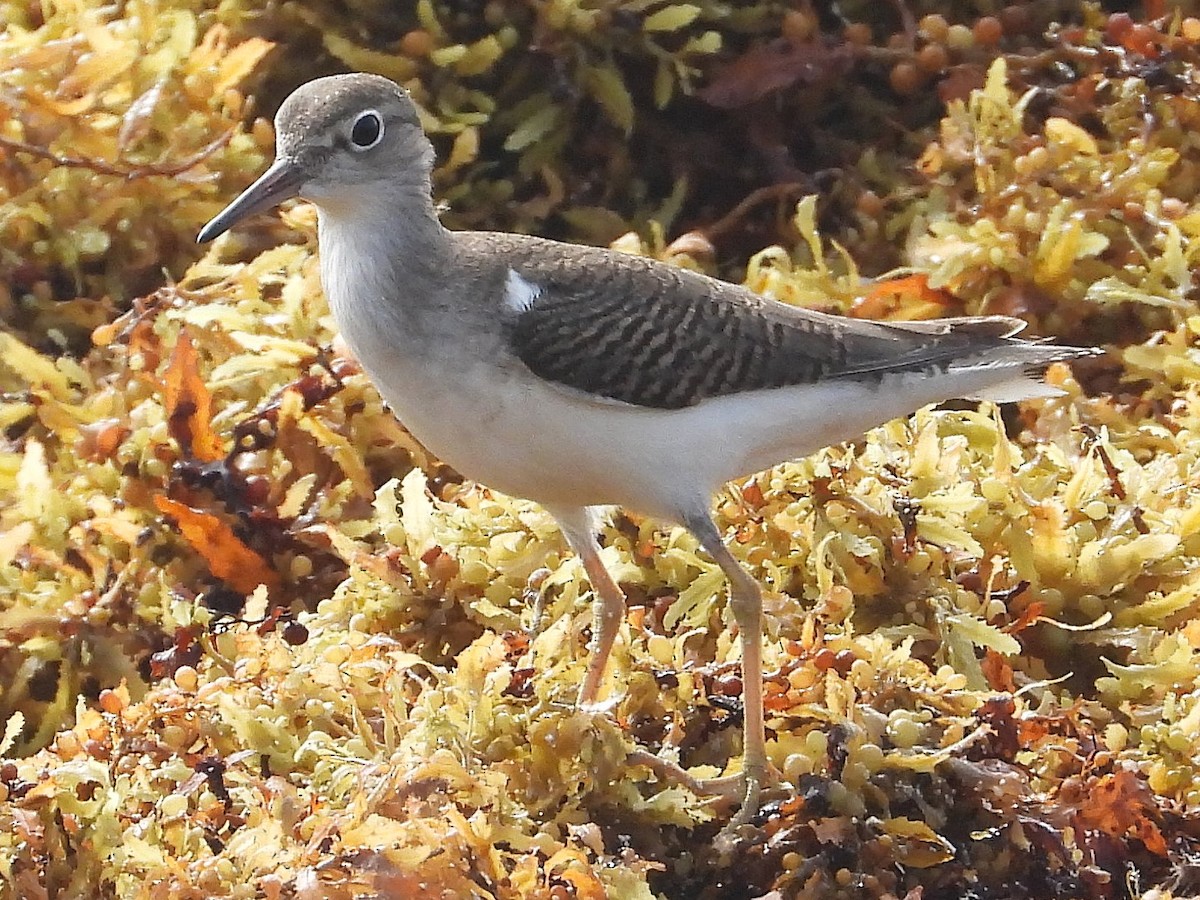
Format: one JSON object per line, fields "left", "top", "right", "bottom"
{"left": 3, "top": 1, "right": 1200, "bottom": 898}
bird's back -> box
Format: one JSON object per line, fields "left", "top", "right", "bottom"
{"left": 453, "top": 230, "right": 1095, "bottom": 411}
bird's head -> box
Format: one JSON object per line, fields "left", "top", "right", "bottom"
{"left": 197, "top": 73, "right": 431, "bottom": 243}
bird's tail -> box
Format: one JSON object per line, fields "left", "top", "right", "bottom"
{"left": 966, "top": 369, "right": 1078, "bottom": 403}
{"left": 886, "top": 315, "right": 1102, "bottom": 403}
{"left": 961, "top": 330, "right": 1101, "bottom": 403}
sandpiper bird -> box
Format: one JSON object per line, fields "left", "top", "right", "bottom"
{"left": 198, "top": 73, "right": 1098, "bottom": 826}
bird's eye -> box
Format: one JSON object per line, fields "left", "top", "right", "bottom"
{"left": 349, "top": 110, "right": 383, "bottom": 149}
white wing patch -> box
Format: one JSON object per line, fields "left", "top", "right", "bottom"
{"left": 505, "top": 268, "right": 542, "bottom": 313}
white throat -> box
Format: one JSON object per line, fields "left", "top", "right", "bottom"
{"left": 313, "top": 179, "right": 449, "bottom": 332}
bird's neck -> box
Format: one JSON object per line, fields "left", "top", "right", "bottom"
{"left": 315, "top": 178, "right": 456, "bottom": 358}
{"left": 319, "top": 172, "right": 449, "bottom": 267}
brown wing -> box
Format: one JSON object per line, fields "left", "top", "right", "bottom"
{"left": 466, "top": 233, "right": 1035, "bottom": 410}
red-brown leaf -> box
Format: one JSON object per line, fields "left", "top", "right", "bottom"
{"left": 154, "top": 495, "right": 280, "bottom": 595}
{"left": 162, "top": 328, "right": 223, "bottom": 462}
{"left": 1075, "top": 769, "right": 1169, "bottom": 857}
{"left": 981, "top": 649, "right": 1018, "bottom": 693}
{"left": 851, "top": 274, "right": 957, "bottom": 320}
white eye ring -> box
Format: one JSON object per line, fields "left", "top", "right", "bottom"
{"left": 349, "top": 110, "right": 384, "bottom": 150}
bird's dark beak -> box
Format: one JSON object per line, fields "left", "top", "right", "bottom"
{"left": 196, "top": 158, "right": 306, "bottom": 243}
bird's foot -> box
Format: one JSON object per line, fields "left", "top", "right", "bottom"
{"left": 626, "top": 749, "right": 740, "bottom": 805}
{"left": 626, "top": 749, "right": 784, "bottom": 831}
{"left": 719, "top": 767, "right": 766, "bottom": 832}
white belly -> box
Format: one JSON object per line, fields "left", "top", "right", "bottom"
{"left": 356, "top": 344, "right": 668, "bottom": 511}
{"left": 347, "top": 330, "right": 942, "bottom": 522}
{"left": 357, "top": 346, "right": 1036, "bottom": 525}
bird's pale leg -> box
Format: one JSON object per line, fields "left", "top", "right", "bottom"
{"left": 550, "top": 505, "right": 770, "bottom": 824}
{"left": 548, "top": 507, "right": 626, "bottom": 708}
{"left": 685, "top": 510, "right": 769, "bottom": 827}
{"left": 575, "top": 548, "right": 628, "bottom": 707}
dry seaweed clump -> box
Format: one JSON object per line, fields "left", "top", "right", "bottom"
{"left": 0, "top": 0, "right": 273, "bottom": 350}
{"left": 906, "top": 13, "right": 1200, "bottom": 343}
{"left": 5, "top": 2, "right": 1200, "bottom": 898}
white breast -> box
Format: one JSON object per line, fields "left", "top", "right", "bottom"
{"left": 317, "top": 214, "right": 568, "bottom": 499}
